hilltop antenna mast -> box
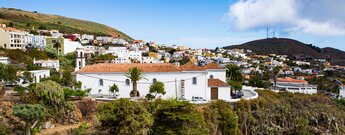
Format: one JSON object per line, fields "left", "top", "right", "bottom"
{"left": 273, "top": 30, "right": 276, "bottom": 38}
{"left": 266, "top": 27, "right": 269, "bottom": 39}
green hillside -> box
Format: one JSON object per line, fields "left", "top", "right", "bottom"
{"left": 0, "top": 8, "right": 133, "bottom": 40}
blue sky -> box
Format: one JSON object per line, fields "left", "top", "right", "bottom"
{"left": 1, "top": 0, "right": 345, "bottom": 50}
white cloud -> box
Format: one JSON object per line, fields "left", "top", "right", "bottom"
{"left": 226, "top": 0, "right": 345, "bottom": 36}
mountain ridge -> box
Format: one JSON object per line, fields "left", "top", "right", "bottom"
{"left": 223, "top": 38, "right": 345, "bottom": 65}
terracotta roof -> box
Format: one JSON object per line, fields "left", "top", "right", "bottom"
{"left": 78, "top": 63, "right": 182, "bottom": 73}
{"left": 202, "top": 62, "right": 223, "bottom": 70}
{"left": 208, "top": 79, "right": 230, "bottom": 87}
{"left": 2, "top": 27, "right": 22, "bottom": 32}
{"left": 180, "top": 61, "right": 204, "bottom": 71}
{"left": 276, "top": 78, "right": 308, "bottom": 83}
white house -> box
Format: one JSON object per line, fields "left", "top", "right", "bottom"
{"left": 0, "top": 57, "right": 11, "bottom": 65}
{"left": 273, "top": 78, "right": 317, "bottom": 94}
{"left": 141, "top": 57, "right": 164, "bottom": 64}
{"left": 105, "top": 49, "right": 142, "bottom": 62}
{"left": 33, "top": 58, "right": 60, "bottom": 71}
{"left": 339, "top": 85, "right": 345, "bottom": 99}
{"left": 19, "top": 70, "right": 50, "bottom": 84}
{"left": 96, "top": 36, "right": 113, "bottom": 43}
{"left": 63, "top": 39, "right": 84, "bottom": 55}
{"left": 76, "top": 61, "right": 231, "bottom": 101}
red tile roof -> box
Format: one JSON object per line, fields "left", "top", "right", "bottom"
{"left": 208, "top": 79, "right": 230, "bottom": 87}
{"left": 276, "top": 77, "right": 308, "bottom": 84}
{"left": 180, "top": 61, "right": 204, "bottom": 71}
{"left": 78, "top": 63, "right": 182, "bottom": 73}
{"left": 202, "top": 62, "right": 223, "bottom": 70}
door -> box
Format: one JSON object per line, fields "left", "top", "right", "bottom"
{"left": 211, "top": 87, "right": 218, "bottom": 100}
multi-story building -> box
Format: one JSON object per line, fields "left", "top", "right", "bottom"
{"left": 0, "top": 24, "right": 26, "bottom": 49}
{"left": 23, "top": 32, "right": 34, "bottom": 47}
{"left": 46, "top": 37, "right": 64, "bottom": 55}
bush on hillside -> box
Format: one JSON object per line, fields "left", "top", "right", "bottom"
{"left": 150, "top": 99, "right": 207, "bottom": 135}
{"left": 97, "top": 98, "right": 153, "bottom": 134}
{"left": 203, "top": 100, "right": 240, "bottom": 135}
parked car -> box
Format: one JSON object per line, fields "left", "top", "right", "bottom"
{"left": 192, "top": 96, "right": 206, "bottom": 101}
{"left": 232, "top": 91, "right": 244, "bottom": 99}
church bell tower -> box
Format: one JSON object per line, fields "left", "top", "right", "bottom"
{"left": 75, "top": 47, "right": 85, "bottom": 71}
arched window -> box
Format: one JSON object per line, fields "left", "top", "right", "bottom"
{"left": 126, "top": 79, "right": 130, "bottom": 85}
{"left": 99, "top": 79, "right": 103, "bottom": 86}
{"left": 192, "top": 77, "right": 197, "bottom": 85}
{"left": 210, "top": 75, "right": 214, "bottom": 79}
{"left": 153, "top": 78, "right": 157, "bottom": 83}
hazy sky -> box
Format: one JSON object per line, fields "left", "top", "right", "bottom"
{"left": 1, "top": 0, "right": 345, "bottom": 50}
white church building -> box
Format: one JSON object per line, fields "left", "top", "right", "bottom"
{"left": 75, "top": 49, "right": 231, "bottom": 101}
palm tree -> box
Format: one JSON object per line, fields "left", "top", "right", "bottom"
{"left": 272, "top": 66, "right": 281, "bottom": 89}
{"left": 124, "top": 67, "right": 146, "bottom": 97}
{"left": 53, "top": 42, "right": 61, "bottom": 56}
{"left": 226, "top": 64, "right": 243, "bottom": 82}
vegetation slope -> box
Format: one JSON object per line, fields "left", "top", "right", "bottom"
{"left": 235, "top": 90, "right": 345, "bottom": 134}
{"left": 0, "top": 8, "right": 133, "bottom": 40}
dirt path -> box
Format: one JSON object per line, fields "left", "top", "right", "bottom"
{"left": 38, "top": 123, "right": 80, "bottom": 135}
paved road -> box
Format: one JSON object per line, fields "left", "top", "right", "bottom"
{"left": 242, "top": 90, "right": 257, "bottom": 99}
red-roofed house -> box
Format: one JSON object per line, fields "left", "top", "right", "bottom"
{"left": 272, "top": 77, "right": 317, "bottom": 94}
{"left": 76, "top": 60, "right": 232, "bottom": 101}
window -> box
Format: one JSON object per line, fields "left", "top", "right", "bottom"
{"left": 153, "top": 78, "right": 157, "bottom": 83}
{"left": 192, "top": 77, "right": 197, "bottom": 85}
{"left": 99, "top": 79, "right": 104, "bottom": 86}
{"left": 126, "top": 79, "right": 130, "bottom": 85}
{"left": 210, "top": 75, "right": 214, "bottom": 79}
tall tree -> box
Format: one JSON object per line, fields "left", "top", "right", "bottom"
{"left": 13, "top": 104, "right": 46, "bottom": 135}
{"left": 124, "top": 67, "right": 146, "bottom": 97}
{"left": 272, "top": 66, "right": 281, "bottom": 89}
{"left": 53, "top": 42, "right": 61, "bottom": 56}
{"left": 0, "top": 63, "right": 18, "bottom": 84}
{"left": 146, "top": 81, "right": 166, "bottom": 100}
{"left": 22, "top": 71, "right": 33, "bottom": 84}
{"left": 226, "top": 64, "right": 243, "bottom": 82}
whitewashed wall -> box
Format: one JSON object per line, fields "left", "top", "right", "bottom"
{"left": 77, "top": 71, "right": 209, "bottom": 100}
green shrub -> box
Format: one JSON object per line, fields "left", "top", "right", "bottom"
{"left": 150, "top": 99, "right": 207, "bottom": 135}
{"left": 97, "top": 98, "right": 153, "bottom": 134}
{"left": 72, "top": 122, "right": 89, "bottom": 135}
{"left": 63, "top": 88, "right": 88, "bottom": 99}
{"left": 13, "top": 86, "right": 26, "bottom": 95}
{"left": 204, "top": 100, "right": 240, "bottom": 135}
